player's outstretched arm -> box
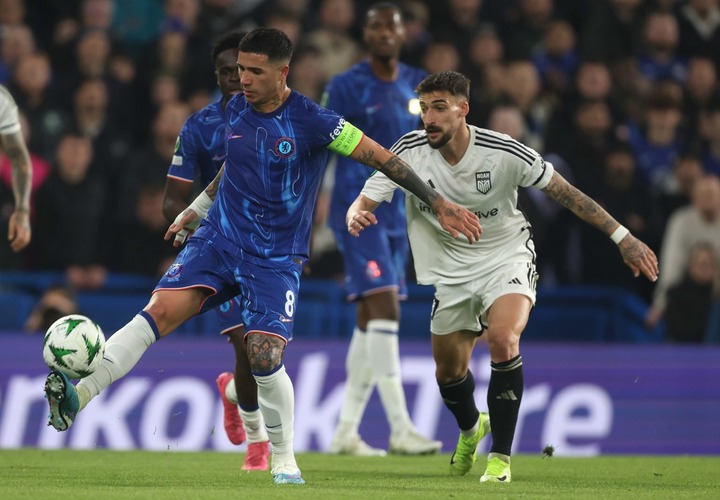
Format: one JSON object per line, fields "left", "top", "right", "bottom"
{"left": 541, "top": 170, "right": 659, "bottom": 281}
{"left": 0, "top": 130, "right": 32, "bottom": 252}
{"left": 346, "top": 194, "right": 380, "bottom": 237}
{"left": 165, "top": 164, "right": 225, "bottom": 246}
{"left": 347, "top": 135, "right": 481, "bottom": 242}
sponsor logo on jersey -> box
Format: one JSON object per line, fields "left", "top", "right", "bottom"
{"left": 476, "top": 172, "right": 491, "bottom": 194}
{"left": 275, "top": 137, "right": 295, "bottom": 157}
{"left": 330, "top": 118, "right": 346, "bottom": 140}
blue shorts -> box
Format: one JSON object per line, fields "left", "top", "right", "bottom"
{"left": 333, "top": 223, "right": 409, "bottom": 302}
{"left": 214, "top": 297, "right": 244, "bottom": 334}
{"left": 155, "top": 234, "right": 302, "bottom": 342}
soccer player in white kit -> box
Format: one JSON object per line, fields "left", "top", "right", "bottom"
{"left": 347, "top": 71, "right": 659, "bottom": 483}
{"left": 0, "top": 84, "right": 32, "bottom": 252}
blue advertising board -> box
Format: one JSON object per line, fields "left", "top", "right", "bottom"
{"left": 0, "top": 334, "right": 718, "bottom": 455}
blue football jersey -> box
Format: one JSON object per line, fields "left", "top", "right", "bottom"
{"left": 324, "top": 61, "right": 426, "bottom": 235}
{"left": 203, "top": 90, "right": 344, "bottom": 263}
{"left": 168, "top": 99, "right": 227, "bottom": 187}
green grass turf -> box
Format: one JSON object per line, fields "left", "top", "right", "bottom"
{"left": 0, "top": 450, "right": 719, "bottom": 499}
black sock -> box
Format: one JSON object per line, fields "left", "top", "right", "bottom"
{"left": 487, "top": 355, "right": 523, "bottom": 456}
{"left": 438, "top": 371, "right": 480, "bottom": 431}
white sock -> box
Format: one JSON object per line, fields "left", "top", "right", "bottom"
{"left": 254, "top": 365, "right": 296, "bottom": 469}
{"left": 225, "top": 378, "right": 238, "bottom": 405}
{"left": 76, "top": 313, "right": 157, "bottom": 411}
{"left": 335, "top": 327, "right": 373, "bottom": 437}
{"left": 239, "top": 406, "right": 269, "bottom": 443}
{"left": 367, "top": 319, "right": 413, "bottom": 435}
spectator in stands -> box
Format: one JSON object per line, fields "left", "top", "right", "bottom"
{"left": 429, "top": 0, "right": 487, "bottom": 57}
{"left": 579, "top": 0, "right": 645, "bottom": 64}
{"left": 623, "top": 82, "right": 686, "bottom": 193}
{"left": 676, "top": 0, "right": 720, "bottom": 69}
{"left": 116, "top": 101, "right": 190, "bottom": 230}
{"left": 664, "top": 241, "right": 718, "bottom": 343}
{"left": 422, "top": 39, "right": 461, "bottom": 74}
{"left": 287, "top": 43, "right": 326, "bottom": 104}
{"left": 549, "top": 99, "right": 616, "bottom": 192}
{"left": 9, "top": 52, "right": 70, "bottom": 162}
{"left": 304, "top": 0, "right": 362, "bottom": 79}
{"left": 698, "top": 98, "right": 720, "bottom": 175}
{"left": 635, "top": 10, "right": 688, "bottom": 90}
{"left": 502, "top": 60, "right": 550, "bottom": 152}
{"left": 647, "top": 175, "right": 720, "bottom": 329}
{"left": 115, "top": 182, "right": 178, "bottom": 277}
{"left": 532, "top": 19, "right": 580, "bottom": 98}
{"left": 654, "top": 153, "right": 706, "bottom": 236}
{"left": 501, "top": 0, "right": 556, "bottom": 62}
{"left": 398, "top": 0, "right": 431, "bottom": 68}
{"left": 0, "top": 24, "right": 35, "bottom": 85}
{"left": 683, "top": 57, "right": 718, "bottom": 138}
{"left": 32, "top": 133, "right": 107, "bottom": 289}
{"left": 24, "top": 284, "right": 79, "bottom": 333}
{"left": 577, "top": 144, "right": 656, "bottom": 298}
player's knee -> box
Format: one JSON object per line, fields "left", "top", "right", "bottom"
{"left": 435, "top": 359, "right": 468, "bottom": 384}
{"left": 486, "top": 327, "right": 520, "bottom": 359}
{"left": 245, "top": 331, "right": 286, "bottom": 373}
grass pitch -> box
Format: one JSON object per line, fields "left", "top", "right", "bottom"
{"left": 1, "top": 450, "right": 719, "bottom": 499}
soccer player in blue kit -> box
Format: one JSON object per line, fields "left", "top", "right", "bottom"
{"left": 43, "top": 28, "right": 481, "bottom": 485}
{"left": 323, "top": 2, "right": 440, "bottom": 456}
{"left": 162, "top": 30, "right": 269, "bottom": 471}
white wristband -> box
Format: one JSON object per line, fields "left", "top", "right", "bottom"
{"left": 173, "top": 191, "right": 214, "bottom": 245}
{"left": 610, "top": 225, "right": 630, "bottom": 245}
{"left": 188, "top": 191, "right": 213, "bottom": 219}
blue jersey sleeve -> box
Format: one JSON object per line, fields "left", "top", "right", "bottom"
{"left": 167, "top": 118, "right": 199, "bottom": 182}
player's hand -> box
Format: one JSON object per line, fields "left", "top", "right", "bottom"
{"left": 165, "top": 208, "right": 202, "bottom": 247}
{"left": 434, "top": 199, "right": 482, "bottom": 243}
{"left": 8, "top": 210, "right": 31, "bottom": 252}
{"left": 347, "top": 210, "right": 377, "bottom": 236}
{"left": 618, "top": 234, "right": 659, "bottom": 281}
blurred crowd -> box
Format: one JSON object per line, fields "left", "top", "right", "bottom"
{"left": 2, "top": 0, "right": 720, "bottom": 342}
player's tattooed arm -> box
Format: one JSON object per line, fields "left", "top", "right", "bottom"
{"left": 246, "top": 332, "right": 286, "bottom": 372}
{"left": 348, "top": 135, "right": 481, "bottom": 242}
{"left": 542, "top": 171, "right": 659, "bottom": 281}
{"left": 0, "top": 130, "right": 32, "bottom": 251}
{"left": 205, "top": 163, "right": 225, "bottom": 200}
{"left": 0, "top": 130, "right": 32, "bottom": 214}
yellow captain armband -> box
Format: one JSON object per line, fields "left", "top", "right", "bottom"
{"left": 327, "top": 120, "right": 363, "bottom": 156}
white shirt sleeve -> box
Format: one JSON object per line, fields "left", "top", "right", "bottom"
{"left": 0, "top": 87, "right": 21, "bottom": 135}
{"left": 360, "top": 171, "right": 398, "bottom": 204}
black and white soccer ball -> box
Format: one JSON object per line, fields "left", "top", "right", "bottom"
{"left": 42, "top": 314, "right": 106, "bottom": 379}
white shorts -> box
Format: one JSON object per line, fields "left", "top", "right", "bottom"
{"left": 430, "top": 261, "right": 538, "bottom": 335}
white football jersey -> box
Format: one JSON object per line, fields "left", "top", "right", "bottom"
{"left": 361, "top": 125, "right": 555, "bottom": 285}
{"left": 0, "top": 85, "right": 21, "bottom": 135}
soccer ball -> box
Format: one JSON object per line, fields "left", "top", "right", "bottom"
{"left": 42, "top": 314, "right": 106, "bottom": 379}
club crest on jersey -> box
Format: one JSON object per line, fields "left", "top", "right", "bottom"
{"left": 476, "top": 172, "right": 492, "bottom": 194}
{"left": 165, "top": 263, "right": 182, "bottom": 280}
{"left": 275, "top": 137, "right": 295, "bottom": 158}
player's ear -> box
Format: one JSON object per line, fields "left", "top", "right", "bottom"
{"left": 280, "top": 64, "right": 290, "bottom": 81}
{"left": 459, "top": 99, "right": 469, "bottom": 118}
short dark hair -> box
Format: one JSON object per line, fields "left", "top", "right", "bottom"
{"left": 365, "top": 2, "right": 401, "bottom": 25}
{"left": 238, "top": 27, "right": 293, "bottom": 63}
{"left": 415, "top": 71, "right": 471, "bottom": 100}
{"left": 211, "top": 31, "right": 246, "bottom": 63}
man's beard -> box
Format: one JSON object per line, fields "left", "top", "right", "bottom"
{"left": 426, "top": 128, "right": 452, "bottom": 149}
